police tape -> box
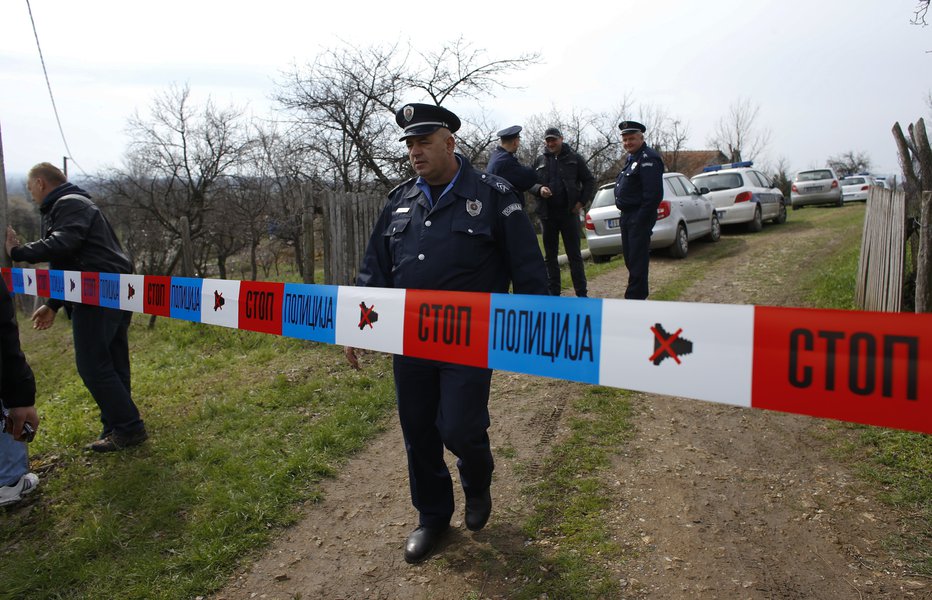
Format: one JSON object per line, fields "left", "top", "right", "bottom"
{"left": 4, "top": 267, "right": 930, "bottom": 435}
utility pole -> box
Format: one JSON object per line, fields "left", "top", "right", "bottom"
{"left": 63, "top": 155, "right": 68, "bottom": 179}
{"left": 0, "top": 121, "right": 10, "bottom": 268}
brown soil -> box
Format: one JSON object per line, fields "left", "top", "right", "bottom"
{"left": 213, "top": 213, "right": 928, "bottom": 600}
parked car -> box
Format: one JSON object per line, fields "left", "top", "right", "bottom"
{"left": 584, "top": 172, "right": 721, "bottom": 262}
{"left": 840, "top": 175, "right": 873, "bottom": 203}
{"left": 690, "top": 161, "right": 786, "bottom": 232}
{"left": 791, "top": 168, "right": 842, "bottom": 209}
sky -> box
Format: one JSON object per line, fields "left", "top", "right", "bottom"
{"left": 1, "top": 1, "right": 930, "bottom": 184}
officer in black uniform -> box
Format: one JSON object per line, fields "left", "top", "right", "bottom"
{"left": 486, "top": 125, "right": 548, "bottom": 202}
{"left": 346, "top": 103, "right": 548, "bottom": 564}
{"left": 613, "top": 120, "right": 665, "bottom": 300}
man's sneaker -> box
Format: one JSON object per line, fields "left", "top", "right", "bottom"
{"left": 0, "top": 473, "right": 39, "bottom": 507}
{"left": 87, "top": 429, "right": 148, "bottom": 453}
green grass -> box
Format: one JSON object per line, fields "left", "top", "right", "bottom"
{"left": 0, "top": 316, "right": 395, "bottom": 600}
{"left": 506, "top": 386, "right": 634, "bottom": 599}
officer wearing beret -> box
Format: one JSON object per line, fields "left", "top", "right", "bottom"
{"left": 614, "top": 120, "right": 665, "bottom": 300}
{"left": 347, "top": 103, "right": 548, "bottom": 564}
{"left": 486, "top": 126, "right": 549, "bottom": 202}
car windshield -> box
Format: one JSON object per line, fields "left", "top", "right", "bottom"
{"left": 843, "top": 177, "right": 865, "bottom": 185}
{"left": 692, "top": 172, "right": 742, "bottom": 191}
{"left": 590, "top": 187, "right": 616, "bottom": 209}
{"left": 796, "top": 170, "right": 834, "bottom": 181}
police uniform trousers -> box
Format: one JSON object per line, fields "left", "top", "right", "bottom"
{"left": 393, "top": 354, "right": 494, "bottom": 529}
{"left": 542, "top": 210, "right": 587, "bottom": 297}
{"left": 620, "top": 206, "right": 658, "bottom": 300}
{"left": 71, "top": 305, "right": 145, "bottom": 437}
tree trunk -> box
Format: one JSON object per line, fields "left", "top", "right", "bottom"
{"left": 179, "top": 216, "right": 195, "bottom": 277}
{"left": 917, "top": 192, "right": 932, "bottom": 313}
{"left": 302, "top": 190, "right": 315, "bottom": 284}
{"left": 250, "top": 241, "right": 258, "bottom": 281}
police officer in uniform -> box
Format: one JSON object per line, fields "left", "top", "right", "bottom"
{"left": 486, "top": 125, "right": 549, "bottom": 202}
{"left": 614, "top": 120, "right": 665, "bottom": 300}
{"left": 346, "top": 104, "right": 548, "bottom": 564}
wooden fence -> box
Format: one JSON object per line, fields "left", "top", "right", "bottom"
{"left": 321, "top": 191, "right": 384, "bottom": 286}
{"left": 855, "top": 187, "right": 907, "bottom": 311}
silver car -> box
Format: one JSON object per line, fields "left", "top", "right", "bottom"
{"left": 791, "top": 168, "right": 843, "bottom": 208}
{"left": 584, "top": 172, "right": 720, "bottom": 262}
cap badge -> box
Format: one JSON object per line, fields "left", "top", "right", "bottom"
{"left": 466, "top": 199, "right": 482, "bottom": 217}
{"left": 403, "top": 105, "right": 415, "bottom": 123}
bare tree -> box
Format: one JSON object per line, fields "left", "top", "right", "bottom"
{"left": 827, "top": 151, "right": 873, "bottom": 177}
{"left": 107, "top": 84, "right": 253, "bottom": 275}
{"left": 912, "top": 0, "right": 929, "bottom": 25}
{"left": 275, "top": 39, "right": 540, "bottom": 193}
{"left": 707, "top": 97, "right": 771, "bottom": 163}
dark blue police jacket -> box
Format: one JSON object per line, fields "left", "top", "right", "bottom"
{"left": 614, "top": 143, "right": 665, "bottom": 213}
{"left": 486, "top": 146, "right": 538, "bottom": 193}
{"left": 357, "top": 155, "right": 549, "bottom": 295}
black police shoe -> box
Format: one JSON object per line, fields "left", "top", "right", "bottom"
{"left": 465, "top": 489, "right": 492, "bottom": 531}
{"left": 404, "top": 526, "right": 447, "bottom": 564}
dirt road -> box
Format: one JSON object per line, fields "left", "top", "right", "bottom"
{"left": 214, "top": 209, "right": 927, "bottom": 599}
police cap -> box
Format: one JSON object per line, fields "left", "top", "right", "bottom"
{"left": 496, "top": 125, "right": 522, "bottom": 140}
{"left": 544, "top": 127, "right": 563, "bottom": 140}
{"left": 618, "top": 120, "right": 647, "bottom": 134}
{"left": 396, "top": 103, "right": 461, "bottom": 141}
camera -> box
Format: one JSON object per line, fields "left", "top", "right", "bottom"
{"left": 1, "top": 408, "right": 36, "bottom": 443}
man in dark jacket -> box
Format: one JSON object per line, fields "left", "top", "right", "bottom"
{"left": 486, "top": 125, "right": 549, "bottom": 203}
{"left": 533, "top": 128, "right": 595, "bottom": 297}
{"left": 613, "top": 121, "right": 665, "bottom": 300}
{"left": 346, "top": 104, "right": 548, "bottom": 565}
{"left": 6, "top": 162, "right": 146, "bottom": 452}
{"left": 0, "top": 277, "right": 40, "bottom": 507}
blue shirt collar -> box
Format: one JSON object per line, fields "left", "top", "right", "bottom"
{"left": 415, "top": 155, "right": 464, "bottom": 206}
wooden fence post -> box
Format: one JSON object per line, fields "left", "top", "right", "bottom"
{"left": 917, "top": 191, "right": 932, "bottom": 312}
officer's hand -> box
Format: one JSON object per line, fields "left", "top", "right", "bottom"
{"left": 5, "top": 406, "right": 38, "bottom": 442}
{"left": 32, "top": 305, "right": 56, "bottom": 330}
{"left": 541, "top": 187, "right": 552, "bottom": 198}
{"left": 5, "top": 226, "right": 21, "bottom": 257}
{"left": 344, "top": 346, "right": 361, "bottom": 370}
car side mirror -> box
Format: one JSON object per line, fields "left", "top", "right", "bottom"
{"left": 699, "top": 186, "right": 710, "bottom": 195}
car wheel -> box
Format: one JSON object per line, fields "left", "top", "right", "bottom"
{"left": 669, "top": 223, "right": 688, "bottom": 258}
{"left": 773, "top": 202, "right": 787, "bottom": 224}
{"left": 705, "top": 213, "right": 721, "bottom": 242}
{"left": 792, "top": 202, "right": 803, "bottom": 210}
{"left": 591, "top": 253, "right": 612, "bottom": 264}
{"left": 836, "top": 195, "right": 844, "bottom": 207}
{"left": 747, "top": 206, "right": 763, "bottom": 232}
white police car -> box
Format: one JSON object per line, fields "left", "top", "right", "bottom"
{"left": 584, "top": 172, "right": 720, "bottom": 262}
{"left": 690, "top": 161, "right": 786, "bottom": 232}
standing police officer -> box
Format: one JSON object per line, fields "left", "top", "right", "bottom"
{"left": 346, "top": 104, "right": 548, "bottom": 564}
{"left": 486, "top": 125, "right": 549, "bottom": 202}
{"left": 614, "top": 120, "right": 665, "bottom": 300}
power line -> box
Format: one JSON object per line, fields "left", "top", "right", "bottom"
{"left": 25, "top": 0, "right": 87, "bottom": 176}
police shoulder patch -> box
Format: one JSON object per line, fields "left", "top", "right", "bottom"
{"left": 501, "top": 202, "right": 523, "bottom": 217}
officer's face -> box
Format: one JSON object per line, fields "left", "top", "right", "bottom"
{"left": 545, "top": 136, "right": 563, "bottom": 154}
{"left": 622, "top": 132, "right": 644, "bottom": 155}
{"left": 406, "top": 129, "right": 456, "bottom": 184}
